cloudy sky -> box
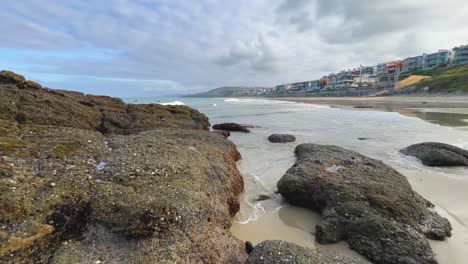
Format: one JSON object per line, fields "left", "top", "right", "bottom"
{"left": 2, "top": 0, "right": 468, "bottom": 97}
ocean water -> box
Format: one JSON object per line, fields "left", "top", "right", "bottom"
{"left": 126, "top": 97, "right": 468, "bottom": 263}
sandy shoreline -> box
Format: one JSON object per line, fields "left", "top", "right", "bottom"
{"left": 227, "top": 96, "right": 468, "bottom": 264}
{"left": 273, "top": 96, "right": 468, "bottom": 128}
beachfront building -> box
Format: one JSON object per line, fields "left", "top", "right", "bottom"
{"left": 361, "top": 66, "right": 374, "bottom": 75}
{"left": 422, "top": 50, "right": 450, "bottom": 69}
{"left": 376, "top": 63, "right": 387, "bottom": 75}
{"left": 452, "top": 44, "right": 468, "bottom": 66}
{"left": 320, "top": 75, "right": 334, "bottom": 89}
{"left": 402, "top": 55, "right": 424, "bottom": 72}
{"left": 385, "top": 60, "right": 404, "bottom": 74}
{"left": 274, "top": 80, "right": 321, "bottom": 93}
{"left": 332, "top": 70, "right": 359, "bottom": 89}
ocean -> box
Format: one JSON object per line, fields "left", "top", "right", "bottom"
{"left": 125, "top": 96, "right": 468, "bottom": 264}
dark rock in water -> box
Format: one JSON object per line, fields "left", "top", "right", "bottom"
{"left": 212, "top": 123, "right": 250, "bottom": 133}
{"left": 0, "top": 70, "right": 246, "bottom": 263}
{"left": 212, "top": 130, "right": 231, "bottom": 138}
{"left": 353, "top": 105, "right": 373, "bottom": 109}
{"left": 245, "top": 240, "right": 363, "bottom": 264}
{"left": 242, "top": 124, "right": 261, "bottom": 128}
{"left": 401, "top": 142, "right": 468, "bottom": 167}
{"left": 277, "top": 144, "right": 451, "bottom": 264}
{"left": 357, "top": 138, "right": 370, "bottom": 141}
{"left": 268, "top": 134, "right": 296, "bottom": 143}
{"left": 255, "top": 194, "right": 270, "bottom": 202}
{"left": 245, "top": 241, "right": 254, "bottom": 254}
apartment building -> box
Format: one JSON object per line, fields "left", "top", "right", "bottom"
{"left": 270, "top": 43, "right": 468, "bottom": 95}
{"left": 422, "top": 50, "right": 450, "bottom": 69}
{"left": 402, "top": 55, "right": 424, "bottom": 72}
{"left": 453, "top": 44, "right": 468, "bottom": 66}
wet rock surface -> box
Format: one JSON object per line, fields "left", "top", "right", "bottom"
{"left": 212, "top": 123, "right": 250, "bottom": 133}
{"left": 277, "top": 144, "right": 451, "bottom": 264}
{"left": 0, "top": 71, "right": 246, "bottom": 263}
{"left": 245, "top": 240, "right": 364, "bottom": 264}
{"left": 268, "top": 134, "right": 296, "bottom": 143}
{"left": 401, "top": 142, "right": 468, "bottom": 166}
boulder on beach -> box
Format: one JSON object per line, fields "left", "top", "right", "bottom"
{"left": 268, "top": 134, "right": 296, "bottom": 143}
{"left": 212, "top": 123, "right": 250, "bottom": 133}
{"left": 277, "top": 144, "right": 452, "bottom": 264}
{"left": 401, "top": 142, "right": 468, "bottom": 167}
{"left": 245, "top": 240, "right": 363, "bottom": 264}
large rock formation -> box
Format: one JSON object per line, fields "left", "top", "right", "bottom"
{"left": 245, "top": 240, "right": 363, "bottom": 264}
{"left": 0, "top": 71, "right": 246, "bottom": 263}
{"left": 277, "top": 144, "right": 451, "bottom": 264}
{"left": 401, "top": 142, "right": 468, "bottom": 166}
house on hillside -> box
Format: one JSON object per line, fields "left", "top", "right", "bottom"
{"left": 422, "top": 50, "right": 450, "bottom": 69}
{"left": 403, "top": 55, "right": 424, "bottom": 72}
{"left": 453, "top": 45, "right": 468, "bottom": 66}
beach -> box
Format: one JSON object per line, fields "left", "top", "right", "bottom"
{"left": 275, "top": 96, "right": 468, "bottom": 128}
{"left": 196, "top": 97, "right": 468, "bottom": 264}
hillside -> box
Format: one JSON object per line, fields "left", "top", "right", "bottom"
{"left": 395, "top": 75, "right": 431, "bottom": 90}
{"left": 403, "top": 65, "right": 468, "bottom": 93}
{"left": 184, "top": 86, "right": 271, "bottom": 98}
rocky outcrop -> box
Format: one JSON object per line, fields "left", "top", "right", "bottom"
{"left": 401, "top": 142, "right": 468, "bottom": 166}
{"left": 212, "top": 130, "right": 231, "bottom": 138}
{"left": 245, "top": 240, "right": 363, "bottom": 264}
{"left": 0, "top": 70, "right": 42, "bottom": 90}
{"left": 0, "top": 70, "right": 26, "bottom": 83}
{"left": 277, "top": 144, "right": 451, "bottom": 264}
{"left": 0, "top": 71, "right": 246, "bottom": 263}
{"left": 268, "top": 134, "right": 296, "bottom": 143}
{"left": 212, "top": 123, "right": 250, "bottom": 133}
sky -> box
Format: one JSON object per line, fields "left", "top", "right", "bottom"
{"left": 1, "top": 0, "right": 468, "bottom": 97}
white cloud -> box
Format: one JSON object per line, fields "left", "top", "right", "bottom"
{"left": 1, "top": 0, "right": 468, "bottom": 96}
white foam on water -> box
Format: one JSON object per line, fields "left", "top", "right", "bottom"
{"left": 224, "top": 98, "right": 240, "bottom": 102}
{"left": 160, "top": 101, "right": 185, "bottom": 105}
{"left": 257, "top": 192, "right": 286, "bottom": 214}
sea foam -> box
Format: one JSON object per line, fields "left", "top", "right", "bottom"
{"left": 161, "top": 101, "right": 185, "bottom": 105}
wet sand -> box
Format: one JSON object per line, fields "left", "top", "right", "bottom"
{"left": 276, "top": 96, "right": 468, "bottom": 128}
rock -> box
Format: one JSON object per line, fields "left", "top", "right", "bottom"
{"left": 212, "top": 123, "right": 250, "bottom": 133}
{"left": 353, "top": 105, "right": 373, "bottom": 109}
{"left": 245, "top": 240, "right": 363, "bottom": 264}
{"left": 245, "top": 241, "right": 254, "bottom": 254}
{"left": 255, "top": 194, "right": 270, "bottom": 202}
{"left": 19, "top": 80, "right": 42, "bottom": 89}
{"left": 212, "top": 130, "right": 231, "bottom": 138}
{"left": 0, "top": 74, "right": 210, "bottom": 134}
{"left": 268, "top": 134, "right": 296, "bottom": 143}
{"left": 401, "top": 142, "right": 468, "bottom": 167}
{"left": 277, "top": 144, "right": 451, "bottom": 264}
{"left": 0, "top": 71, "right": 246, "bottom": 263}
{"left": 0, "top": 70, "right": 25, "bottom": 84}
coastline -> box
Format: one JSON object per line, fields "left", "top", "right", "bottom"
{"left": 270, "top": 96, "right": 468, "bottom": 128}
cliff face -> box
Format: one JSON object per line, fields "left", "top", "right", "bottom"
{"left": 0, "top": 71, "right": 246, "bottom": 263}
